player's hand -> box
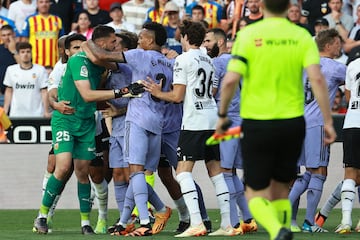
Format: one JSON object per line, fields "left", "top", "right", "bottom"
{"left": 215, "top": 117, "right": 231, "bottom": 135}
{"left": 54, "top": 101, "right": 75, "bottom": 114}
{"left": 166, "top": 49, "right": 179, "bottom": 59}
{"left": 116, "top": 81, "right": 145, "bottom": 98}
{"left": 142, "top": 76, "right": 163, "bottom": 97}
{"left": 323, "top": 123, "right": 337, "bottom": 145}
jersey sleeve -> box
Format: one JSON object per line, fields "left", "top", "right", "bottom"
{"left": 227, "top": 31, "right": 248, "bottom": 76}
{"left": 39, "top": 66, "right": 49, "bottom": 89}
{"left": 334, "top": 62, "right": 346, "bottom": 85}
{"left": 21, "top": 16, "right": 30, "bottom": 37}
{"left": 123, "top": 49, "right": 146, "bottom": 70}
{"left": 70, "top": 56, "right": 90, "bottom": 81}
{"left": 345, "top": 62, "right": 355, "bottom": 91}
{"left": 173, "top": 55, "right": 188, "bottom": 86}
{"left": 3, "top": 67, "right": 13, "bottom": 87}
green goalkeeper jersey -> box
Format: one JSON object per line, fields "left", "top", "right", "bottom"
{"left": 55, "top": 51, "right": 105, "bottom": 120}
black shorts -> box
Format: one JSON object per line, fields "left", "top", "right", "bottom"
{"left": 91, "top": 119, "right": 110, "bottom": 167}
{"left": 178, "top": 130, "right": 220, "bottom": 163}
{"left": 241, "top": 117, "right": 305, "bottom": 190}
{"left": 343, "top": 128, "right": 360, "bottom": 169}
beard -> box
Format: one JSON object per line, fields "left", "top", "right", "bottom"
{"left": 208, "top": 44, "right": 219, "bottom": 58}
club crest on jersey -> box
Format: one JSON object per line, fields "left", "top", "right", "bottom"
{"left": 32, "top": 73, "right": 37, "bottom": 79}
{"left": 80, "top": 65, "right": 88, "bottom": 77}
{"left": 54, "top": 143, "right": 59, "bottom": 150}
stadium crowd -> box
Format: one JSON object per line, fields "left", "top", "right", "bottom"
{"left": 0, "top": 0, "right": 359, "bottom": 239}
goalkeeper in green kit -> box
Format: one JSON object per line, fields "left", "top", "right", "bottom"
{"left": 33, "top": 26, "right": 144, "bottom": 235}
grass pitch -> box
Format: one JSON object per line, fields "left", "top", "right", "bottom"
{"left": 0, "top": 209, "right": 360, "bottom": 239}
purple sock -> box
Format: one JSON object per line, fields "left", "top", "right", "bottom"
{"left": 120, "top": 181, "right": 134, "bottom": 225}
{"left": 289, "top": 171, "right": 311, "bottom": 220}
{"left": 131, "top": 172, "right": 149, "bottom": 224}
{"left": 306, "top": 174, "right": 326, "bottom": 225}
{"left": 233, "top": 175, "right": 252, "bottom": 221}
{"left": 224, "top": 172, "right": 239, "bottom": 227}
{"left": 114, "top": 181, "right": 128, "bottom": 217}
{"left": 147, "top": 183, "right": 165, "bottom": 211}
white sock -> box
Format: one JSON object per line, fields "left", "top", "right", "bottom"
{"left": 341, "top": 179, "right": 356, "bottom": 226}
{"left": 176, "top": 172, "right": 202, "bottom": 226}
{"left": 48, "top": 194, "right": 61, "bottom": 218}
{"left": 81, "top": 220, "right": 90, "bottom": 227}
{"left": 93, "top": 179, "right": 108, "bottom": 220}
{"left": 174, "top": 197, "right": 190, "bottom": 222}
{"left": 42, "top": 171, "right": 52, "bottom": 196}
{"left": 321, "top": 181, "right": 342, "bottom": 217}
{"left": 211, "top": 173, "right": 231, "bottom": 229}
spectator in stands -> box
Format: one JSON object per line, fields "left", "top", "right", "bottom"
{"left": 70, "top": 11, "right": 93, "bottom": 40}
{"left": 163, "top": 1, "right": 182, "bottom": 54}
{"left": 84, "top": 0, "right": 112, "bottom": 28}
{"left": 191, "top": 4, "right": 205, "bottom": 22}
{"left": 0, "top": 0, "right": 8, "bottom": 17}
{"left": 122, "top": 0, "right": 153, "bottom": 34}
{"left": 332, "top": 88, "right": 347, "bottom": 114}
{"left": 49, "top": 0, "right": 74, "bottom": 34}
{"left": 0, "top": 25, "right": 18, "bottom": 105}
{"left": 301, "top": 0, "right": 331, "bottom": 35}
{"left": 0, "top": 14, "right": 18, "bottom": 41}
{"left": 146, "top": 0, "right": 170, "bottom": 25}
{"left": 8, "top": 0, "right": 36, "bottom": 37}
{"left": 3, "top": 42, "right": 50, "bottom": 117}
{"left": 186, "top": 0, "right": 222, "bottom": 28}
{"left": 314, "top": 18, "right": 330, "bottom": 36}
{"left": 343, "top": 3, "right": 360, "bottom": 53}
{"left": 243, "top": 0, "right": 263, "bottom": 25}
{"left": 22, "top": 0, "right": 64, "bottom": 68}
{"left": 106, "top": 2, "right": 135, "bottom": 33}
{"left": 324, "top": 0, "right": 353, "bottom": 41}
{"left": 288, "top": 3, "right": 310, "bottom": 32}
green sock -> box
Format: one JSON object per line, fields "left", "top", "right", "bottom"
{"left": 272, "top": 199, "right": 292, "bottom": 228}
{"left": 78, "top": 182, "right": 92, "bottom": 214}
{"left": 248, "top": 197, "right": 282, "bottom": 240}
{"left": 40, "top": 175, "right": 64, "bottom": 215}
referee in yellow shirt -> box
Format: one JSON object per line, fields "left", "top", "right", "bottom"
{"left": 215, "top": 0, "right": 337, "bottom": 239}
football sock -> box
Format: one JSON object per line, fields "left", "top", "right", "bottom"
{"left": 119, "top": 181, "right": 135, "bottom": 227}
{"left": 224, "top": 172, "right": 239, "bottom": 227}
{"left": 174, "top": 197, "right": 189, "bottom": 222}
{"left": 320, "top": 180, "right": 342, "bottom": 217}
{"left": 305, "top": 174, "right": 326, "bottom": 225}
{"left": 42, "top": 171, "right": 52, "bottom": 196}
{"left": 78, "top": 181, "right": 91, "bottom": 227}
{"left": 131, "top": 172, "right": 149, "bottom": 225}
{"left": 233, "top": 175, "right": 252, "bottom": 221}
{"left": 248, "top": 197, "right": 282, "bottom": 240}
{"left": 40, "top": 175, "right": 64, "bottom": 216}
{"left": 177, "top": 172, "right": 202, "bottom": 226}
{"left": 272, "top": 199, "right": 292, "bottom": 228}
{"left": 114, "top": 180, "right": 128, "bottom": 217}
{"left": 341, "top": 179, "right": 356, "bottom": 226}
{"left": 194, "top": 181, "right": 209, "bottom": 220}
{"left": 211, "top": 173, "right": 231, "bottom": 229}
{"left": 147, "top": 183, "right": 165, "bottom": 212}
{"left": 93, "top": 179, "right": 108, "bottom": 220}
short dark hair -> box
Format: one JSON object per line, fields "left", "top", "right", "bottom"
{"left": 92, "top": 25, "right": 115, "bottom": 41}
{"left": 116, "top": 30, "right": 138, "bottom": 50}
{"left": 0, "top": 24, "right": 14, "bottom": 32}
{"left": 16, "top": 42, "right": 32, "bottom": 51}
{"left": 315, "top": 28, "right": 342, "bottom": 52}
{"left": 142, "top": 22, "right": 167, "bottom": 46}
{"left": 264, "top": 0, "right": 290, "bottom": 14}
{"left": 192, "top": 5, "right": 205, "bottom": 15}
{"left": 178, "top": 20, "right": 206, "bottom": 47}
{"left": 65, "top": 33, "right": 86, "bottom": 49}
{"left": 207, "top": 28, "right": 227, "bottom": 44}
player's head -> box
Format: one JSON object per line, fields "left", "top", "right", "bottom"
{"left": 92, "top": 25, "right": 117, "bottom": 51}
{"left": 178, "top": 20, "right": 206, "bottom": 49}
{"left": 64, "top": 33, "right": 86, "bottom": 60}
{"left": 263, "top": 0, "right": 290, "bottom": 14}
{"left": 139, "top": 22, "right": 167, "bottom": 50}
{"left": 16, "top": 42, "right": 32, "bottom": 64}
{"left": 203, "top": 28, "right": 227, "bottom": 58}
{"left": 115, "top": 30, "right": 138, "bottom": 51}
{"left": 315, "top": 28, "right": 342, "bottom": 58}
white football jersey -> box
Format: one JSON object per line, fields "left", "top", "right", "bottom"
{"left": 343, "top": 58, "right": 360, "bottom": 128}
{"left": 3, "top": 64, "right": 48, "bottom": 117}
{"left": 173, "top": 48, "right": 218, "bottom": 131}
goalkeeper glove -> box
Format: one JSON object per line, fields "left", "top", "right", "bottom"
{"left": 114, "top": 81, "right": 145, "bottom": 98}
